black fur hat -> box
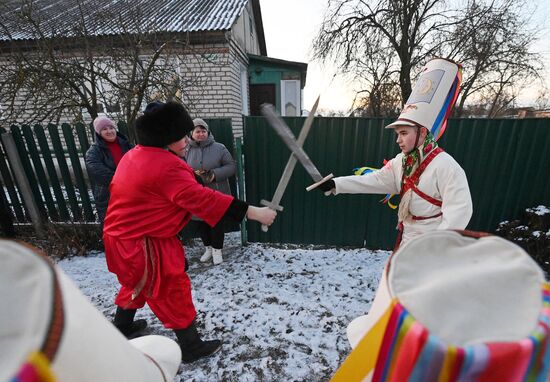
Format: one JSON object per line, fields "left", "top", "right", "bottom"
{"left": 135, "top": 101, "right": 193, "bottom": 147}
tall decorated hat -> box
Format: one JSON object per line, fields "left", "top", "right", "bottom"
{"left": 386, "top": 58, "right": 462, "bottom": 140}
{"left": 331, "top": 230, "right": 550, "bottom": 382}
{"left": 0, "top": 240, "right": 182, "bottom": 382}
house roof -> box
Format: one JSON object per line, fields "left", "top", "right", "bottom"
{"left": 248, "top": 54, "right": 308, "bottom": 70}
{"left": 248, "top": 54, "right": 308, "bottom": 86}
{"left": 0, "top": 0, "right": 265, "bottom": 52}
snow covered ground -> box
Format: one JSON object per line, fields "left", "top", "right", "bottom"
{"left": 56, "top": 232, "right": 389, "bottom": 382}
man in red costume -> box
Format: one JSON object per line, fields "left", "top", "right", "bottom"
{"left": 103, "top": 101, "right": 276, "bottom": 363}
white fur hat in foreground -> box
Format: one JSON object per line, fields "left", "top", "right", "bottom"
{"left": 332, "top": 230, "right": 550, "bottom": 382}
{"left": 1, "top": 240, "right": 181, "bottom": 382}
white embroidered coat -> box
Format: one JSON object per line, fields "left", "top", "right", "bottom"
{"left": 333, "top": 151, "right": 473, "bottom": 244}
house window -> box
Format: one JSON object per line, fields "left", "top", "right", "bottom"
{"left": 240, "top": 65, "right": 249, "bottom": 115}
{"left": 281, "top": 80, "right": 300, "bottom": 116}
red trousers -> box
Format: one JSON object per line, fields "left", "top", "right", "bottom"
{"left": 105, "top": 234, "right": 197, "bottom": 329}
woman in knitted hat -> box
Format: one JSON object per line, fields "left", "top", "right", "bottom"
{"left": 85, "top": 116, "right": 133, "bottom": 224}
{"left": 103, "top": 101, "right": 277, "bottom": 363}
{"left": 185, "top": 117, "right": 236, "bottom": 265}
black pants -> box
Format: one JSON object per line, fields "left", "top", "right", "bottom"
{"left": 197, "top": 219, "right": 225, "bottom": 249}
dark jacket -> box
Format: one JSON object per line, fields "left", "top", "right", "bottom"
{"left": 85, "top": 132, "right": 133, "bottom": 222}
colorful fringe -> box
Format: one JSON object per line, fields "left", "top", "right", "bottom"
{"left": 430, "top": 67, "right": 462, "bottom": 141}
{"left": 332, "top": 283, "right": 550, "bottom": 382}
{"left": 10, "top": 351, "right": 55, "bottom": 382}
{"left": 352, "top": 166, "right": 398, "bottom": 209}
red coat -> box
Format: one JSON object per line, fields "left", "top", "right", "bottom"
{"left": 103, "top": 145, "right": 233, "bottom": 328}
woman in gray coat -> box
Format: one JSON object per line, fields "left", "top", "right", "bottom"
{"left": 186, "top": 118, "right": 236, "bottom": 265}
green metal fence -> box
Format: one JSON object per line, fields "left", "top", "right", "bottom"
{"left": 205, "top": 119, "right": 238, "bottom": 200}
{"left": 439, "top": 118, "right": 550, "bottom": 234}
{"left": 0, "top": 119, "right": 235, "bottom": 227}
{"left": 2, "top": 116, "right": 548, "bottom": 248}
{"left": 243, "top": 117, "right": 550, "bottom": 249}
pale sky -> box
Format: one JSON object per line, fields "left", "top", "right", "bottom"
{"left": 259, "top": 0, "right": 550, "bottom": 112}
{"left": 529, "top": 0, "right": 550, "bottom": 105}
{"left": 259, "top": 0, "right": 357, "bottom": 113}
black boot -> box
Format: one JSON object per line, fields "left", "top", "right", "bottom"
{"left": 113, "top": 307, "right": 148, "bottom": 339}
{"left": 174, "top": 321, "right": 222, "bottom": 363}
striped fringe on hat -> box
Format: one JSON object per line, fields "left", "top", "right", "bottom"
{"left": 331, "top": 282, "right": 550, "bottom": 382}
{"left": 11, "top": 351, "right": 55, "bottom": 382}
{"left": 431, "top": 67, "right": 462, "bottom": 141}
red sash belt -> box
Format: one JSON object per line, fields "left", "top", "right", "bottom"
{"left": 400, "top": 147, "right": 444, "bottom": 212}
{"left": 400, "top": 148, "right": 443, "bottom": 200}
{"left": 412, "top": 212, "right": 443, "bottom": 221}
{"left": 394, "top": 148, "right": 444, "bottom": 252}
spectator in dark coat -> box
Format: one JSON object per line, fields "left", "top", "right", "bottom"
{"left": 85, "top": 116, "right": 133, "bottom": 224}
{"left": 185, "top": 118, "right": 236, "bottom": 265}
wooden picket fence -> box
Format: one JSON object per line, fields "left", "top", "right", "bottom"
{"left": 0, "top": 123, "right": 96, "bottom": 231}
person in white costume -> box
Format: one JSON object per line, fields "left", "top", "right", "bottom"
{"left": 315, "top": 58, "right": 472, "bottom": 249}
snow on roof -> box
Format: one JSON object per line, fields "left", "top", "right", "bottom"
{"left": 0, "top": 0, "right": 248, "bottom": 41}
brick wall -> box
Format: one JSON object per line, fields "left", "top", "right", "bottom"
{"left": 0, "top": 41, "right": 249, "bottom": 138}
{"left": 183, "top": 42, "right": 247, "bottom": 137}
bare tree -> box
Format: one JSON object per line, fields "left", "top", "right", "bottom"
{"left": 313, "top": 0, "right": 543, "bottom": 117}
{"left": 313, "top": 0, "right": 461, "bottom": 109}
{"left": 348, "top": 34, "right": 401, "bottom": 117}
{"left": 534, "top": 87, "right": 550, "bottom": 110}
{"left": 446, "top": 0, "right": 543, "bottom": 116}
{"left": 0, "top": 0, "right": 211, "bottom": 141}
{"left": 315, "top": 108, "right": 338, "bottom": 117}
